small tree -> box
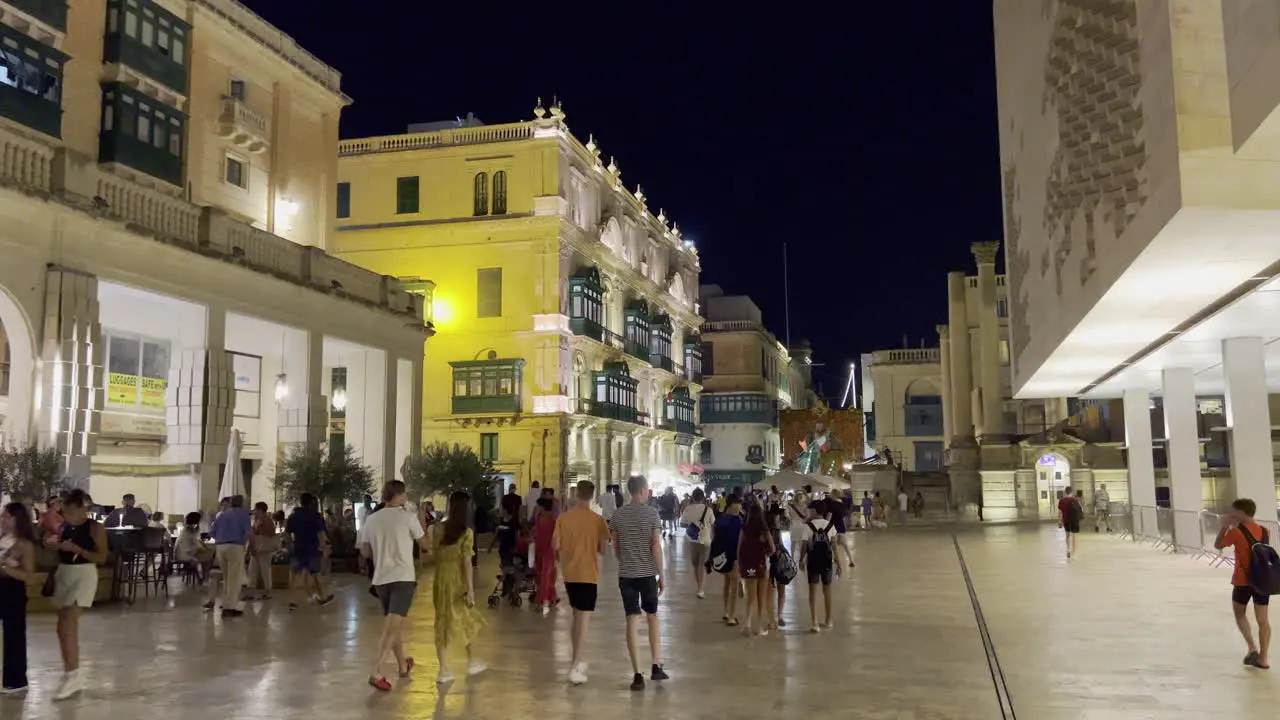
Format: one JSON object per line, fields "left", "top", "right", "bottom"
{"left": 272, "top": 444, "right": 373, "bottom": 514}
{"left": 0, "top": 445, "right": 66, "bottom": 504}
{"left": 403, "top": 442, "right": 499, "bottom": 529}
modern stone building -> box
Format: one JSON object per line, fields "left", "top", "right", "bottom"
{"left": 0, "top": 0, "right": 426, "bottom": 515}
{"left": 861, "top": 347, "right": 945, "bottom": 472}
{"left": 995, "top": 0, "right": 1280, "bottom": 538}
{"left": 333, "top": 103, "right": 703, "bottom": 494}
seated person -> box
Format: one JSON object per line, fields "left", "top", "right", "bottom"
{"left": 104, "top": 494, "right": 149, "bottom": 528}
{"left": 148, "top": 511, "right": 167, "bottom": 530}
{"left": 174, "top": 512, "right": 214, "bottom": 579}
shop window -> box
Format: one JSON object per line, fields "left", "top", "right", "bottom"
{"left": 104, "top": 330, "right": 170, "bottom": 410}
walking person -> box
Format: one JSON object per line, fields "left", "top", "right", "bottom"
{"left": 362, "top": 481, "right": 434, "bottom": 691}
{"left": 738, "top": 505, "right": 775, "bottom": 637}
{"left": 897, "top": 487, "right": 909, "bottom": 526}
{"left": 679, "top": 488, "right": 714, "bottom": 598}
{"left": 533, "top": 497, "right": 559, "bottom": 616}
{"left": 285, "top": 494, "right": 334, "bottom": 609}
{"left": 830, "top": 493, "right": 852, "bottom": 574}
{"left": 249, "top": 502, "right": 278, "bottom": 600}
{"left": 431, "top": 490, "right": 487, "bottom": 683}
{"left": 1057, "top": 487, "right": 1083, "bottom": 560}
{"left": 51, "top": 490, "right": 107, "bottom": 700}
{"left": 553, "top": 481, "right": 611, "bottom": 685}
{"left": 608, "top": 475, "right": 668, "bottom": 691}
{"left": 1094, "top": 484, "right": 1112, "bottom": 533}
{"left": 711, "top": 495, "right": 744, "bottom": 626}
{"left": 0, "top": 502, "right": 37, "bottom": 695}
{"left": 1214, "top": 498, "right": 1273, "bottom": 669}
{"left": 860, "top": 491, "right": 873, "bottom": 530}
{"left": 797, "top": 499, "right": 836, "bottom": 632}
{"left": 766, "top": 506, "right": 792, "bottom": 629}
{"left": 657, "top": 487, "right": 678, "bottom": 537}
{"left": 205, "top": 494, "right": 251, "bottom": 617}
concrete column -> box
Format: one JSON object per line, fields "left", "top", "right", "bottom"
{"left": 1162, "top": 368, "right": 1202, "bottom": 549}
{"left": 393, "top": 358, "right": 413, "bottom": 477}
{"left": 278, "top": 328, "right": 325, "bottom": 451}
{"left": 196, "top": 307, "right": 234, "bottom": 512}
{"left": 937, "top": 324, "right": 953, "bottom": 445}
{"left": 946, "top": 272, "right": 973, "bottom": 440}
{"left": 1222, "top": 337, "right": 1275, "bottom": 513}
{"left": 380, "top": 351, "right": 398, "bottom": 485}
{"left": 38, "top": 269, "right": 101, "bottom": 480}
{"left": 972, "top": 241, "right": 1002, "bottom": 440}
{"left": 1122, "top": 389, "right": 1157, "bottom": 510}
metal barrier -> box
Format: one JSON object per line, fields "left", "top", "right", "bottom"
{"left": 1119, "top": 504, "right": 1280, "bottom": 567}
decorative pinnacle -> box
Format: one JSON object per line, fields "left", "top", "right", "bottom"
{"left": 607, "top": 156, "right": 618, "bottom": 175}
{"left": 585, "top": 133, "right": 597, "bottom": 154}
{"left": 635, "top": 185, "right": 644, "bottom": 202}
{"left": 971, "top": 240, "right": 1000, "bottom": 265}
{"left": 550, "top": 95, "right": 564, "bottom": 119}
{"left": 657, "top": 208, "right": 667, "bottom": 224}
{"left": 533, "top": 97, "right": 546, "bottom": 119}
{"left": 936, "top": 324, "right": 949, "bottom": 337}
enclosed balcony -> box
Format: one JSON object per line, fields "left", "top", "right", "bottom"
{"left": 103, "top": 0, "right": 189, "bottom": 95}
{"left": 0, "top": 23, "right": 65, "bottom": 139}
{"left": 623, "top": 299, "right": 650, "bottom": 361}
{"left": 217, "top": 95, "right": 268, "bottom": 153}
{"left": 449, "top": 358, "right": 524, "bottom": 415}
{"left": 99, "top": 82, "right": 183, "bottom": 186}
{"left": 700, "top": 392, "right": 777, "bottom": 427}
{"left": 683, "top": 335, "right": 703, "bottom": 383}
{"left": 568, "top": 266, "right": 605, "bottom": 340}
{"left": 649, "top": 313, "right": 673, "bottom": 372}
{"left": 588, "top": 361, "right": 639, "bottom": 424}
{"left": 8, "top": 0, "right": 67, "bottom": 32}
{"left": 661, "top": 386, "right": 697, "bottom": 435}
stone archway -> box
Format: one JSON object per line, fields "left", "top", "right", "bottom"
{"left": 1035, "top": 451, "right": 1072, "bottom": 515}
{"left": 0, "top": 283, "right": 36, "bottom": 447}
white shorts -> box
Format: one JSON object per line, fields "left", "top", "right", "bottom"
{"left": 53, "top": 563, "right": 98, "bottom": 609}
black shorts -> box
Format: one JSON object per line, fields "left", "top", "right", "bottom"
{"left": 1064, "top": 519, "right": 1081, "bottom": 534}
{"left": 807, "top": 564, "right": 833, "bottom": 586}
{"left": 375, "top": 581, "right": 417, "bottom": 616}
{"left": 1233, "top": 586, "right": 1270, "bottom": 606}
{"left": 565, "top": 582, "right": 598, "bottom": 612}
{"left": 618, "top": 576, "right": 659, "bottom": 616}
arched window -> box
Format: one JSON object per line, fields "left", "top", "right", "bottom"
{"left": 492, "top": 170, "right": 507, "bottom": 215}
{"left": 473, "top": 172, "right": 488, "bottom": 216}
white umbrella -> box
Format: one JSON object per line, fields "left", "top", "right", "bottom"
{"left": 814, "top": 474, "right": 851, "bottom": 492}
{"left": 219, "top": 428, "right": 246, "bottom": 499}
{"left": 767, "top": 469, "right": 814, "bottom": 492}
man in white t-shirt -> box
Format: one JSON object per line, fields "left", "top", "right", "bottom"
{"left": 678, "top": 488, "right": 714, "bottom": 598}
{"left": 361, "top": 480, "right": 430, "bottom": 692}
{"left": 796, "top": 498, "right": 836, "bottom": 632}
{"left": 897, "top": 489, "right": 909, "bottom": 526}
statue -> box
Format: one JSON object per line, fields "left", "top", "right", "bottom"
{"left": 794, "top": 422, "right": 830, "bottom": 475}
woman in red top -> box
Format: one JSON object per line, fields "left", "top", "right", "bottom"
{"left": 532, "top": 497, "right": 558, "bottom": 616}
{"left": 738, "top": 504, "right": 776, "bottom": 637}
{"left": 1214, "top": 497, "right": 1272, "bottom": 669}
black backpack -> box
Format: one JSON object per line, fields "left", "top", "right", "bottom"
{"left": 1066, "top": 498, "right": 1084, "bottom": 524}
{"left": 1239, "top": 524, "right": 1280, "bottom": 595}
{"left": 804, "top": 521, "right": 834, "bottom": 573}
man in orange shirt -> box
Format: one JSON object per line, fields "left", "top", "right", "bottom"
{"left": 553, "top": 480, "right": 611, "bottom": 685}
{"left": 1214, "top": 497, "right": 1271, "bottom": 669}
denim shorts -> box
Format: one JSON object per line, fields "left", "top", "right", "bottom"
{"left": 290, "top": 553, "right": 321, "bottom": 575}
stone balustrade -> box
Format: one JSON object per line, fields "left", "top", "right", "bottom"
{"left": 873, "top": 348, "right": 941, "bottom": 365}
{"left": 0, "top": 130, "right": 53, "bottom": 192}
{"left": 338, "top": 122, "right": 536, "bottom": 156}
{"left": 94, "top": 170, "right": 201, "bottom": 243}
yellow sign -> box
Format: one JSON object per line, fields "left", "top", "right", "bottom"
{"left": 141, "top": 376, "right": 167, "bottom": 409}
{"left": 108, "top": 372, "right": 138, "bottom": 406}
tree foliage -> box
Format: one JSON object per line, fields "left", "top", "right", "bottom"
{"left": 402, "top": 441, "right": 499, "bottom": 519}
{"left": 0, "top": 445, "right": 67, "bottom": 503}
{"left": 272, "top": 443, "right": 374, "bottom": 512}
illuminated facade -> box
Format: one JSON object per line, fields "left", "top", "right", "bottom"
{"left": 0, "top": 0, "right": 425, "bottom": 514}
{"left": 334, "top": 102, "right": 703, "bottom": 492}
{"left": 996, "top": 0, "right": 1280, "bottom": 534}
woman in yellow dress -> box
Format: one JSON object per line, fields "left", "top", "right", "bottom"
{"left": 433, "top": 490, "right": 487, "bottom": 683}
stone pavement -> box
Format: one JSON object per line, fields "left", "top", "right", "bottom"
{"left": 0, "top": 525, "right": 1274, "bottom": 719}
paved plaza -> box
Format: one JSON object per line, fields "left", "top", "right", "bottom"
{"left": 0, "top": 525, "right": 1276, "bottom": 719}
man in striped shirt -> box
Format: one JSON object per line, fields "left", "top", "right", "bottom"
{"left": 608, "top": 474, "right": 669, "bottom": 691}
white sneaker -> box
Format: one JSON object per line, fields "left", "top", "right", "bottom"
{"left": 467, "top": 660, "right": 487, "bottom": 677}
{"left": 1, "top": 685, "right": 27, "bottom": 696}
{"left": 541, "top": 605, "right": 550, "bottom": 617}
{"left": 436, "top": 670, "right": 455, "bottom": 684}
{"left": 53, "top": 670, "right": 83, "bottom": 701}
{"left": 696, "top": 591, "right": 705, "bottom": 599}
{"left": 568, "top": 662, "right": 588, "bottom": 685}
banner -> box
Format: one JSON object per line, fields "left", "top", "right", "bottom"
{"left": 140, "top": 376, "right": 167, "bottom": 409}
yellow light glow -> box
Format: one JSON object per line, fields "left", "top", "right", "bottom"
{"left": 432, "top": 295, "right": 455, "bottom": 328}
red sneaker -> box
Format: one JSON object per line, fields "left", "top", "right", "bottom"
{"left": 368, "top": 676, "right": 392, "bottom": 692}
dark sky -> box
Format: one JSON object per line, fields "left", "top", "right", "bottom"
{"left": 244, "top": 0, "right": 1004, "bottom": 399}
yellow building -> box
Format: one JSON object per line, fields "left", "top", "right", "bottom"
{"left": 334, "top": 102, "right": 703, "bottom": 493}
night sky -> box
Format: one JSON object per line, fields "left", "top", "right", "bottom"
{"left": 244, "top": 0, "right": 1005, "bottom": 399}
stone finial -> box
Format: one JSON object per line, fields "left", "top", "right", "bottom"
{"left": 550, "top": 96, "right": 564, "bottom": 120}
{"left": 635, "top": 184, "right": 645, "bottom": 203}
{"left": 971, "top": 241, "right": 1000, "bottom": 265}
{"left": 657, "top": 208, "right": 666, "bottom": 224}
{"left": 585, "top": 133, "right": 597, "bottom": 154}
{"left": 937, "top": 324, "right": 949, "bottom": 338}
{"left": 534, "top": 97, "right": 546, "bottom": 119}
{"left": 671, "top": 222, "right": 681, "bottom": 238}
{"left": 607, "top": 156, "right": 619, "bottom": 178}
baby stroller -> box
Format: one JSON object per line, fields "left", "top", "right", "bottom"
{"left": 488, "top": 536, "right": 533, "bottom": 609}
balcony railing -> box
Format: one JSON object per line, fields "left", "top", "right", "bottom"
{"left": 218, "top": 96, "right": 269, "bottom": 153}
{"left": 574, "top": 398, "right": 650, "bottom": 427}
{"left": 0, "top": 121, "right": 423, "bottom": 324}
{"left": 338, "top": 122, "right": 536, "bottom": 156}
{"left": 872, "top": 348, "right": 940, "bottom": 365}
{"left": 602, "top": 328, "right": 624, "bottom": 351}
{"left": 452, "top": 394, "right": 520, "bottom": 415}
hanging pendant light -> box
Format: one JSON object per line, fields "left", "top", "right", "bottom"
{"left": 274, "top": 373, "right": 289, "bottom": 403}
